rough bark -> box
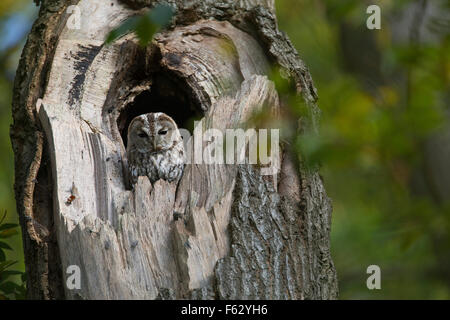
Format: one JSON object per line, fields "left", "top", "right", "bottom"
{"left": 11, "top": 0, "right": 337, "bottom": 299}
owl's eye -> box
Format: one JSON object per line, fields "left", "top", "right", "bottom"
{"left": 158, "top": 129, "right": 168, "bottom": 135}
{"left": 138, "top": 132, "right": 148, "bottom": 138}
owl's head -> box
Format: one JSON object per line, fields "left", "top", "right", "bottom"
{"left": 127, "top": 112, "right": 180, "bottom": 153}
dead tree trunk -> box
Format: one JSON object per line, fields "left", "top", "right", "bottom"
{"left": 11, "top": 0, "right": 338, "bottom": 299}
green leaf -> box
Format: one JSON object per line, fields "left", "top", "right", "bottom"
{"left": 135, "top": 17, "right": 158, "bottom": 47}
{"left": 0, "top": 260, "right": 17, "bottom": 273}
{"left": 1, "top": 270, "right": 22, "bottom": 277}
{"left": 0, "top": 281, "right": 20, "bottom": 295}
{"left": 0, "top": 223, "right": 18, "bottom": 232}
{"left": 0, "top": 211, "right": 6, "bottom": 226}
{"left": 0, "top": 271, "right": 14, "bottom": 284}
{"left": 105, "top": 15, "right": 139, "bottom": 44}
{"left": 0, "top": 242, "right": 12, "bottom": 251}
{"left": 0, "top": 250, "right": 5, "bottom": 262}
{"left": 14, "top": 287, "right": 27, "bottom": 300}
{"left": 148, "top": 3, "right": 175, "bottom": 27}
{"left": 105, "top": 3, "right": 174, "bottom": 46}
{"left": 14, "top": 284, "right": 26, "bottom": 300}
{"left": 0, "top": 229, "right": 18, "bottom": 239}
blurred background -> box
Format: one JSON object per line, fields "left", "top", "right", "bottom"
{"left": 0, "top": 0, "right": 448, "bottom": 299}
{"left": 0, "top": 0, "right": 38, "bottom": 299}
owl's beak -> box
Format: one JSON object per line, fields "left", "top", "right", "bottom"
{"left": 153, "top": 141, "right": 163, "bottom": 151}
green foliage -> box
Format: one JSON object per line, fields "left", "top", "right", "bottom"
{"left": 0, "top": 211, "right": 26, "bottom": 300}
{"left": 275, "top": 0, "right": 450, "bottom": 299}
{"left": 105, "top": 3, "right": 174, "bottom": 46}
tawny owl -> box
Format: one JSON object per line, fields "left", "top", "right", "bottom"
{"left": 126, "top": 112, "right": 185, "bottom": 185}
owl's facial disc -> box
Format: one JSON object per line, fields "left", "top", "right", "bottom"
{"left": 153, "top": 121, "right": 174, "bottom": 151}
{"left": 126, "top": 113, "right": 179, "bottom": 154}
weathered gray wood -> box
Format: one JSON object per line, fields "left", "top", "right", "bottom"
{"left": 12, "top": 0, "right": 338, "bottom": 299}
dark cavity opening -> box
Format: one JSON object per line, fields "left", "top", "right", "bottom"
{"left": 117, "top": 72, "right": 203, "bottom": 148}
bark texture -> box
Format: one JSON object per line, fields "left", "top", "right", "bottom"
{"left": 11, "top": 0, "right": 338, "bottom": 299}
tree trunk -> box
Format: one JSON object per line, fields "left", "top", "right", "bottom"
{"left": 11, "top": 0, "right": 338, "bottom": 300}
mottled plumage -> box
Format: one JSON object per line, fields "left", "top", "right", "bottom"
{"left": 126, "top": 112, "right": 185, "bottom": 185}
